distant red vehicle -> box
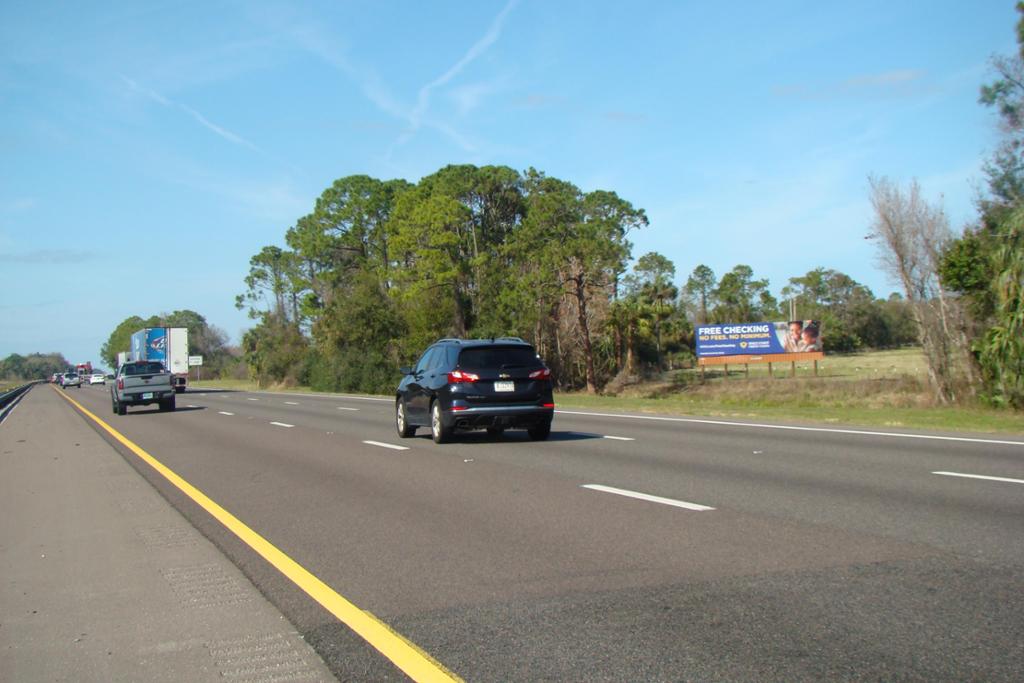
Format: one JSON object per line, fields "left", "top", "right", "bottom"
{"left": 76, "top": 362, "right": 92, "bottom": 380}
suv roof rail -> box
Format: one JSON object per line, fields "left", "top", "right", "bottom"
{"left": 433, "top": 336, "right": 528, "bottom": 345}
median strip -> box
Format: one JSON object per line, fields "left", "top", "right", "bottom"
{"left": 582, "top": 484, "right": 715, "bottom": 511}
{"left": 53, "top": 386, "right": 461, "bottom": 682}
{"left": 933, "top": 471, "right": 1024, "bottom": 485}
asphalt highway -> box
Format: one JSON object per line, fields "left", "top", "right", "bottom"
{"left": 47, "top": 383, "right": 1024, "bottom": 681}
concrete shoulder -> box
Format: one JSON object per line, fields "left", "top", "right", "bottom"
{"left": 0, "top": 385, "right": 336, "bottom": 682}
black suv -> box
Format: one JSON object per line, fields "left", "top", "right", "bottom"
{"left": 396, "top": 338, "right": 554, "bottom": 443}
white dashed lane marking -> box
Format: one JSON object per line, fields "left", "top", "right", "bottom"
{"left": 363, "top": 440, "right": 409, "bottom": 451}
{"left": 270, "top": 422, "right": 294, "bottom": 428}
{"left": 582, "top": 484, "right": 715, "bottom": 511}
{"left": 933, "top": 471, "right": 1024, "bottom": 485}
{"left": 218, "top": 411, "right": 234, "bottom": 416}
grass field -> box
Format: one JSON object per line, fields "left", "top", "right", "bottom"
{"left": 190, "top": 348, "right": 1024, "bottom": 436}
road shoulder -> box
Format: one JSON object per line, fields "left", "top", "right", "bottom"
{"left": 0, "top": 385, "right": 335, "bottom": 682}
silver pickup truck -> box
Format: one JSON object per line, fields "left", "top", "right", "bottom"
{"left": 111, "top": 360, "right": 176, "bottom": 415}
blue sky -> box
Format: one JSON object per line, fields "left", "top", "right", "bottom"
{"left": 0, "top": 1, "right": 1016, "bottom": 368}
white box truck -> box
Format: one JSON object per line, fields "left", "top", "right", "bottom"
{"left": 129, "top": 327, "right": 189, "bottom": 393}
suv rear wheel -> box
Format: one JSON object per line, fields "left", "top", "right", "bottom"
{"left": 396, "top": 399, "right": 416, "bottom": 438}
{"left": 528, "top": 422, "right": 551, "bottom": 441}
{"left": 430, "top": 400, "right": 451, "bottom": 444}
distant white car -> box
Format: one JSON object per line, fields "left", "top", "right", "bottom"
{"left": 89, "top": 374, "right": 106, "bottom": 385}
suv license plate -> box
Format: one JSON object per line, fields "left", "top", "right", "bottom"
{"left": 494, "top": 381, "right": 514, "bottom": 392}
{"left": 142, "top": 392, "right": 154, "bottom": 400}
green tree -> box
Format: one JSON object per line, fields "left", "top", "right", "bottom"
{"left": 684, "top": 264, "right": 716, "bottom": 325}
{"left": 240, "top": 313, "right": 308, "bottom": 388}
{"left": 236, "top": 246, "right": 303, "bottom": 323}
{"left": 520, "top": 176, "right": 645, "bottom": 393}
{"left": 711, "top": 265, "right": 773, "bottom": 323}
{"left": 389, "top": 189, "right": 476, "bottom": 340}
{"left": 633, "top": 252, "right": 678, "bottom": 369}
{"left": 100, "top": 316, "right": 147, "bottom": 369}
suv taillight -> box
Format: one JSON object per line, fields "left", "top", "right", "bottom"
{"left": 529, "top": 368, "right": 551, "bottom": 380}
{"left": 447, "top": 370, "right": 479, "bottom": 383}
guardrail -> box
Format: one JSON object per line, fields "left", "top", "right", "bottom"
{"left": 0, "top": 380, "right": 42, "bottom": 420}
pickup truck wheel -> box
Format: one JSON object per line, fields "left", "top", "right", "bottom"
{"left": 117, "top": 401, "right": 127, "bottom": 416}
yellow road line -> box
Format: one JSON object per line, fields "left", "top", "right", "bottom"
{"left": 54, "top": 387, "right": 461, "bottom": 683}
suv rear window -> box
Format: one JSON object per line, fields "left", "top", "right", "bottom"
{"left": 458, "top": 346, "right": 539, "bottom": 370}
{"left": 124, "top": 362, "right": 165, "bottom": 375}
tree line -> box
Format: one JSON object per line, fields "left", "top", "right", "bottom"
{"left": 0, "top": 352, "right": 70, "bottom": 380}
{"left": 235, "top": 165, "right": 917, "bottom": 395}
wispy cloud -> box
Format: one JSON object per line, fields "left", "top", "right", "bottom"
{"left": 605, "top": 110, "right": 647, "bottom": 124}
{"left": 1, "top": 197, "right": 36, "bottom": 213}
{"left": 514, "top": 94, "right": 567, "bottom": 109}
{"left": 120, "top": 75, "right": 260, "bottom": 151}
{"left": 286, "top": 27, "right": 409, "bottom": 122}
{"left": 284, "top": 1, "right": 518, "bottom": 161}
{"left": 409, "top": 0, "right": 519, "bottom": 128}
{"left": 0, "top": 249, "right": 97, "bottom": 264}
{"left": 773, "top": 69, "right": 933, "bottom": 101}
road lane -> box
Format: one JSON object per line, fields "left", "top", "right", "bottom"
{"left": 77, "top": 384, "right": 1024, "bottom": 562}
{"left": 63, "top": 384, "right": 1024, "bottom": 681}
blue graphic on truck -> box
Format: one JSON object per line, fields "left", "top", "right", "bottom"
{"left": 146, "top": 328, "right": 167, "bottom": 361}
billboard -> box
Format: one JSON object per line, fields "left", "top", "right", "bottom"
{"left": 696, "top": 321, "right": 822, "bottom": 357}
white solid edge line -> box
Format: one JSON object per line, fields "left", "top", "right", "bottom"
{"left": 270, "top": 421, "right": 295, "bottom": 428}
{"left": 582, "top": 484, "right": 715, "bottom": 511}
{"left": 218, "top": 411, "right": 234, "bottom": 416}
{"left": 556, "top": 410, "right": 1024, "bottom": 447}
{"left": 363, "top": 440, "right": 409, "bottom": 451}
{"left": 933, "top": 471, "right": 1024, "bottom": 485}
